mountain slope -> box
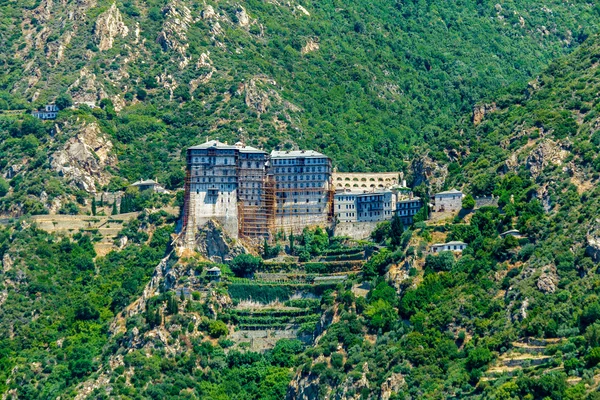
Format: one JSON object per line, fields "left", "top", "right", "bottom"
{"left": 1, "top": 0, "right": 600, "bottom": 178}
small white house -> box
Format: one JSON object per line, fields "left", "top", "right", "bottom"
{"left": 32, "top": 104, "right": 59, "bottom": 120}
{"left": 130, "top": 179, "right": 169, "bottom": 194}
{"left": 500, "top": 229, "right": 524, "bottom": 239}
{"left": 430, "top": 241, "right": 467, "bottom": 253}
{"left": 433, "top": 189, "right": 464, "bottom": 212}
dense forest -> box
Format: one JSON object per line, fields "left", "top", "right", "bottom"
{"left": 3, "top": 0, "right": 600, "bottom": 399}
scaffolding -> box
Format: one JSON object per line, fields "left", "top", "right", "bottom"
{"left": 182, "top": 168, "right": 194, "bottom": 245}
{"left": 238, "top": 184, "right": 335, "bottom": 239}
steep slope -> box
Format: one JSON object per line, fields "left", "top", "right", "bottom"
{"left": 1, "top": 0, "right": 600, "bottom": 178}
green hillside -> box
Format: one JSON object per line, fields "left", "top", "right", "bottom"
{"left": 1, "top": 0, "right": 600, "bottom": 198}
{"left": 3, "top": 1, "right": 600, "bottom": 400}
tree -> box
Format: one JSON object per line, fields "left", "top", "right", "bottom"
{"left": 111, "top": 201, "right": 118, "bottom": 215}
{"left": 424, "top": 251, "right": 455, "bottom": 271}
{"left": 462, "top": 194, "right": 476, "bottom": 209}
{"left": 91, "top": 198, "right": 97, "bottom": 216}
{"left": 390, "top": 214, "right": 404, "bottom": 246}
{"left": 466, "top": 347, "right": 493, "bottom": 370}
{"left": 364, "top": 299, "right": 397, "bottom": 332}
{"left": 167, "top": 295, "right": 178, "bottom": 315}
{"left": 55, "top": 93, "right": 73, "bottom": 110}
{"left": 208, "top": 320, "right": 228, "bottom": 338}
{"left": 0, "top": 178, "right": 8, "bottom": 197}
{"left": 229, "top": 254, "right": 263, "bottom": 277}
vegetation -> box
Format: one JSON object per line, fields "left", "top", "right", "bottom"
{"left": 4, "top": 1, "right": 600, "bottom": 399}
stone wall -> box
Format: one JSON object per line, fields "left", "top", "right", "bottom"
{"left": 188, "top": 187, "right": 239, "bottom": 239}
{"left": 334, "top": 221, "right": 380, "bottom": 240}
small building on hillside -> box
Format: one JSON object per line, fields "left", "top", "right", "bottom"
{"left": 500, "top": 229, "right": 524, "bottom": 239}
{"left": 433, "top": 189, "right": 464, "bottom": 212}
{"left": 430, "top": 241, "right": 467, "bottom": 253}
{"left": 130, "top": 179, "right": 169, "bottom": 194}
{"left": 206, "top": 266, "right": 222, "bottom": 281}
{"left": 32, "top": 104, "right": 59, "bottom": 120}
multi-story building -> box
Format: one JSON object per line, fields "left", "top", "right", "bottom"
{"left": 395, "top": 197, "right": 422, "bottom": 225}
{"left": 334, "top": 189, "right": 395, "bottom": 223}
{"left": 237, "top": 146, "right": 269, "bottom": 238}
{"left": 334, "top": 191, "right": 358, "bottom": 223}
{"left": 184, "top": 140, "right": 267, "bottom": 241}
{"left": 268, "top": 150, "right": 333, "bottom": 233}
{"left": 357, "top": 190, "right": 394, "bottom": 222}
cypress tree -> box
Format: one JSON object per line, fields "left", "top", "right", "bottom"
{"left": 91, "top": 198, "right": 97, "bottom": 216}
{"left": 167, "top": 295, "right": 178, "bottom": 315}
{"left": 111, "top": 201, "right": 118, "bottom": 215}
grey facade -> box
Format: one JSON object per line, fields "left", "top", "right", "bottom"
{"left": 433, "top": 189, "right": 463, "bottom": 212}
{"left": 395, "top": 197, "right": 422, "bottom": 225}
{"left": 269, "top": 150, "right": 333, "bottom": 233}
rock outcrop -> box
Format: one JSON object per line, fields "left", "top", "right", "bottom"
{"left": 301, "top": 38, "right": 319, "bottom": 55}
{"left": 286, "top": 373, "right": 321, "bottom": 400}
{"left": 157, "top": 0, "right": 193, "bottom": 68}
{"left": 526, "top": 139, "right": 569, "bottom": 179}
{"left": 380, "top": 372, "right": 406, "bottom": 400}
{"left": 537, "top": 266, "right": 558, "bottom": 294}
{"left": 2, "top": 253, "right": 13, "bottom": 272}
{"left": 586, "top": 222, "right": 600, "bottom": 262}
{"left": 68, "top": 67, "right": 109, "bottom": 103}
{"left": 236, "top": 6, "right": 251, "bottom": 27}
{"left": 194, "top": 220, "right": 246, "bottom": 262}
{"left": 409, "top": 154, "right": 448, "bottom": 191}
{"left": 50, "top": 122, "right": 116, "bottom": 193}
{"left": 94, "top": 3, "right": 129, "bottom": 51}
{"left": 472, "top": 103, "right": 497, "bottom": 125}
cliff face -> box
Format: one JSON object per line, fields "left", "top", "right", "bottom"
{"left": 50, "top": 121, "right": 116, "bottom": 193}
{"left": 94, "top": 3, "right": 129, "bottom": 51}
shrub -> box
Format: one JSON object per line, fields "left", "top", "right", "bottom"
{"left": 229, "top": 254, "right": 263, "bottom": 277}
{"left": 208, "top": 320, "right": 228, "bottom": 338}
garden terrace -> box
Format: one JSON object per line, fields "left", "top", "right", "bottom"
{"left": 228, "top": 282, "right": 338, "bottom": 303}
{"left": 260, "top": 260, "right": 364, "bottom": 274}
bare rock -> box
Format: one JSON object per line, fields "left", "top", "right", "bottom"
{"left": 519, "top": 297, "right": 529, "bottom": 320}
{"left": 409, "top": 154, "right": 448, "bottom": 191}
{"left": 380, "top": 372, "right": 406, "bottom": 400}
{"left": 2, "top": 253, "right": 13, "bottom": 272}
{"left": 157, "top": 0, "right": 193, "bottom": 68}
{"left": 194, "top": 220, "right": 246, "bottom": 261}
{"left": 236, "top": 6, "right": 250, "bottom": 27}
{"left": 296, "top": 5, "right": 310, "bottom": 16}
{"left": 526, "top": 139, "right": 569, "bottom": 179}
{"left": 286, "top": 373, "right": 321, "bottom": 400}
{"left": 586, "top": 221, "right": 600, "bottom": 262}
{"left": 201, "top": 5, "right": 217, "bottom": 19}
{"left": 50, "top": 122, "right": 116, "bottom": 193}
{"left": 537, "top": 266, "right": 558, "bottom": 294}
{"left": 301, "top": 38, "right": 319, "bottom": 55}
{"left": 472, "top": 103, "right": 497, "bottom": 126}
{"left": 68, "top": 67, "right": 109, "bottom": 103}
{"left": 94, "top": 3, "right": 129, "bottom": 51}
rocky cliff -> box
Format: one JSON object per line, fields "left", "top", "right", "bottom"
{"left": 50, "top": 121, "right": 116, "bottom": 193}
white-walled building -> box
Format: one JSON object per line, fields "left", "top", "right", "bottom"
{"left": 430, "top": 241, "right": 467, "bottom": 253}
